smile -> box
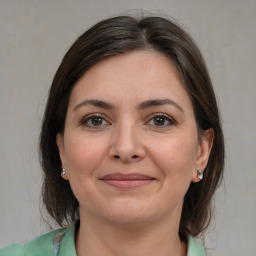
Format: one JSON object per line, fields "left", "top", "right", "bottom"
{"left": 99, "top": 173, "right": 156, "bottom": 189}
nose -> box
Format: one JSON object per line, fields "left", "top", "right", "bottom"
{"left": 109, "top": 123, "right": 145, "bottom": 162}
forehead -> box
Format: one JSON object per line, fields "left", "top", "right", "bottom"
{"left": 78, "top": 50, "right": 181, "bottom": 86}
{"left": 68, "top": 50, "right": 192, "bottom": 110}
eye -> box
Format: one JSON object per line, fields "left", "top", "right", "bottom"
{"left": 147, "top": 113, "right": 175, "bottom": 127}
{"left": 80, "top": 114, "right": 110, "bottom": 128}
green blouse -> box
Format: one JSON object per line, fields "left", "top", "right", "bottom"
{"left": 0, "top": 223, "right": 206, "bottom": 256}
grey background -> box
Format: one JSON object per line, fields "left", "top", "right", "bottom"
{"left": 0, "top": 0, "right": 255, "bottom": 255}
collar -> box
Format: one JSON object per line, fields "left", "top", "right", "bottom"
{"left": 54, "top": 222, "right": 206, "bottom": 256}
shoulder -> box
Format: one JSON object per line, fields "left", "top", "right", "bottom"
{"left": 187, "top": 236, "right": 206, "bottom": 256}
{"left": 0, "top": 227, "right": 68, "bottom": 256}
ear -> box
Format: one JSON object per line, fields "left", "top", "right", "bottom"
{"left": 192, "top": 128, "right": 214, "bottom": 183}
{"left": 56, "top": 133, "right": 69, "bottom": 180}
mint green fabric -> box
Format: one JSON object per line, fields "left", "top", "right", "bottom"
{"left": 0, "top": 223, "right": 206, "bottom": 256}
{"left": 187, "top": 236, "right": 206, "bottom": 256}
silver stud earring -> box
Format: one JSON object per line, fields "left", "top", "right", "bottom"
{"left": 61, "top": 168, "right": 66, "bottom": 176}
{"left": 197, "top": 169, "right": 203, "bottom": 180}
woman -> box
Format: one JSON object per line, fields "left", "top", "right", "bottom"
{"left": 0, "top": 15, "right": 224, "bottom": 256}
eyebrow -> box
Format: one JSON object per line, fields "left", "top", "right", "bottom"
{"left": 73, "top": 99, "right": 114, "bottom": 112}
{"left": 73, "top": 98, "right": 184, "bottom": 112}
{"left": 138, "top": 99, "right": 184, "bottom": 112}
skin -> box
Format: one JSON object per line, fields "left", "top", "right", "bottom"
{"left": 57, "top": 50, "right": 213, "bottom": 256}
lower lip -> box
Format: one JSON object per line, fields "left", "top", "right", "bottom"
{"left": 101, "top": 179, "right": 154, "bottom": 189}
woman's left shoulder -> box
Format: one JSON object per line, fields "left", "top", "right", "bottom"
{"left": 187, "top": 236, "right": 207, "bottom": 256}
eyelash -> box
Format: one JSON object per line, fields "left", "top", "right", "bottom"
{"left": 80, "top": 114, "right": 110, "bottom": 128}
{"left": 146, "top": 113, "right": 176, "bottom": 127}
{"left": 79, "top": 113, "right": 176, "bottom": 128}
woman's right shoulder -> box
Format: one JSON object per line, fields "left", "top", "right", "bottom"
{"left": 0, "top": 243, "right": 25, "bottom": 256}
{"left": 0, "top": 229, "right": 64, "bottom": 256}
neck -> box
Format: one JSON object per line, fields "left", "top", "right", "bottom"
{"left": 75, "top": 212, "right": 187, "bottom": 256}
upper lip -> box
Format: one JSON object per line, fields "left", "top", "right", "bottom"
{"left": 100, "top": 173, "right": 155, "bottom": 180}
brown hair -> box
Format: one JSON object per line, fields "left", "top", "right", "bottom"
{"left": 39, "top": 15, "right": 224, "bottom": 238}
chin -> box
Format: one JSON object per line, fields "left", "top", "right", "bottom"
{"left": 106, "top": 213, "right": 151, "bottom": 227}
{"left": 101, "top": 200, "right": 155, "bottom": 227}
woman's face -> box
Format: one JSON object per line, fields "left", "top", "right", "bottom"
{"left": 57, "top": 50, "right": 213, "bottom": 226}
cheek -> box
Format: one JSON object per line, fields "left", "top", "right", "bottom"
{"left": 64, "top": 134, "right": 108, "bottom": 176}
{"left": 63, "top": 135, "right": 109, "bottom": 206}
{"left": 149, "top": 135, "right": 198, "bottom": 181}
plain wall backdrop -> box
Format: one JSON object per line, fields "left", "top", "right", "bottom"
{"left": 0, "top": 1, "right": 255, "bottom": 255}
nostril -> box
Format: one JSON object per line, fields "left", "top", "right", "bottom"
{"left": 113, "top": 155, "right": 139, "bottom": 159}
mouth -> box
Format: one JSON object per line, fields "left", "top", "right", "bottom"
{"left": 99, "top": 173, "right": 156, "bottom": 189}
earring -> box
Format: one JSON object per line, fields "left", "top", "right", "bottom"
{"left": 197, "top": 169, "right": 203, "bottom": 180}
{"left": 61, "top": 168, "right": 66, "bottom": 176}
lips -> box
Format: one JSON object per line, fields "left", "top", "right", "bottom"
{"left": 100, "top": 173, "right": 155, "bottom": 189}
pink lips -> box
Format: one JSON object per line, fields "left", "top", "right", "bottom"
{"left": 100, "top": 173, "right": 155, "bottom": 189}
